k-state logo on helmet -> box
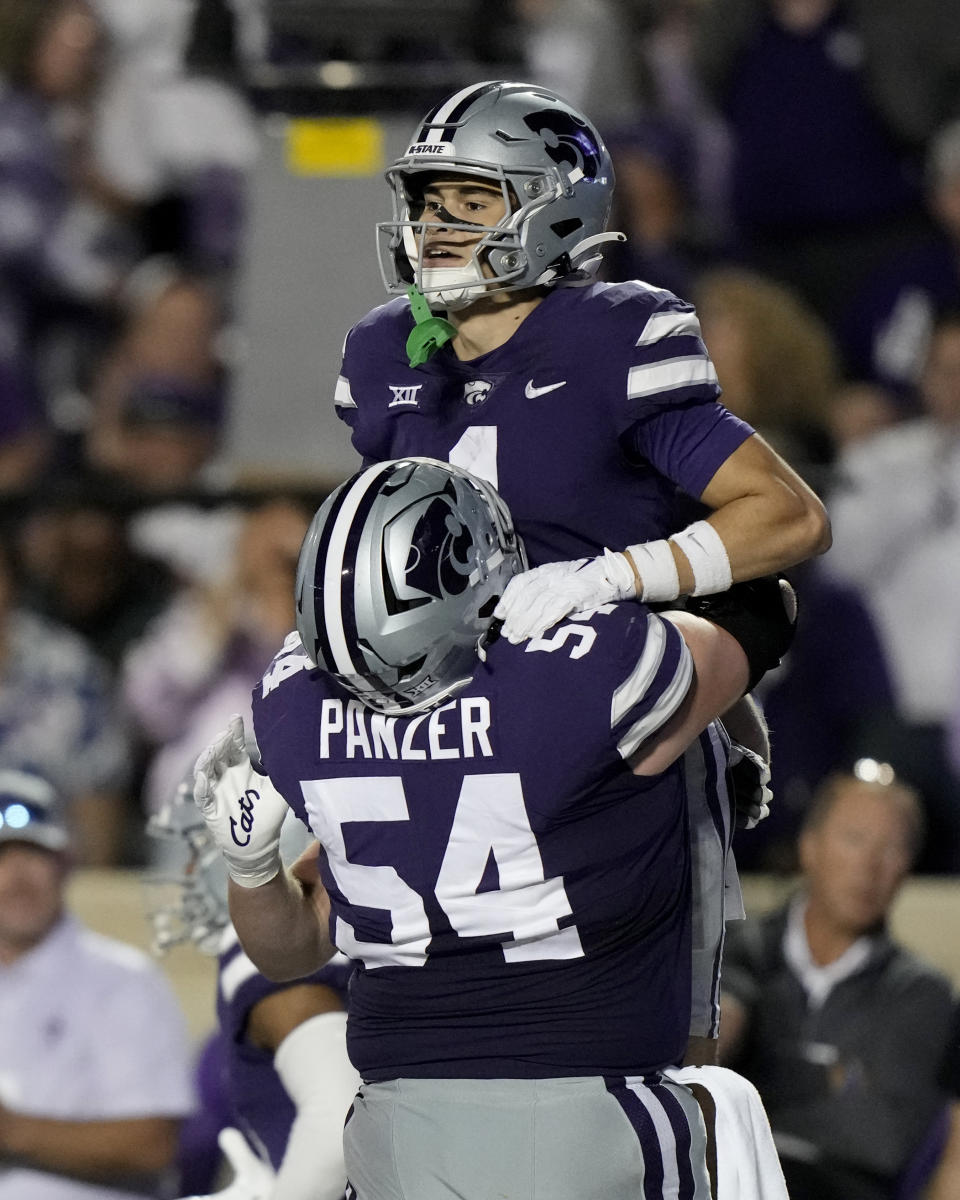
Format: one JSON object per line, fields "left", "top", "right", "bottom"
{"left": 522, "top": 109, "right": 602, "bottom": 180}
{"left": 407, "top": 142, "right": 455, "bottom": 157}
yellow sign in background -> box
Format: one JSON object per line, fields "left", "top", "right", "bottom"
{"left": 285, "top": 117, "right": 385, "bottom": 177}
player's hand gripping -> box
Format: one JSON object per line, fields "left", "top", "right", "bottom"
{"left": 494, "top": 550, "right": 636, "bottom": 643}
{"left": 179, "top": 1127, "right": 276, "bottom": 1200}
{"left": 193, "top": 714, "right": 288, "bottom": 888}
{"left": 728, "top": 742, "right": 773, "bottom": 830}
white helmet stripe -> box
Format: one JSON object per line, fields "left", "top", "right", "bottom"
{"left": 421, "top": 81, "right": 496, "bottom": 143}
{"left": 322, "top": 461, "right": 395, "bottom": 674}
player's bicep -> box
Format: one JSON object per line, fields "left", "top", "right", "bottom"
{"left": 699, "top": 430, "right": 820, "bottom": 512}
{"left": 628, "top": 612, "right": 748, "bottom": 776}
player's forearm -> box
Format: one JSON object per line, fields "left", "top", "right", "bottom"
{"left": 228, "top": 868, "right": 336, "bottom": 982}
{"left": 0, "top": 1111, "right": 178, "bottom": 1182}
{"left": 720, "top": 694, "right": 770, "bottom": 760}
{"left": 694, "top": 488, "right": 829, "bottom": 585}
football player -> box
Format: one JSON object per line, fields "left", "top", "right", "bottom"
{"left": 191, "top": 457, "right": 794, "bottom": 1200}
{"left": 335, "top": 79, "right": 830, "bottom": 642}
{"left": 147, "top": 785, "right": 358, "bottom": 1200}
{"left": 336, "top": 78, "right": 821, "bottom": 1074}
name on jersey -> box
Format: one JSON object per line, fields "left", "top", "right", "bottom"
{"left": 320, "top": 697, "right": 494, "bottom": 761}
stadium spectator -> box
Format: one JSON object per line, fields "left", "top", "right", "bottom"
{"left": 603, "top": 115, "right": 709, "bottom": 298}
{"left": 0, "top": 766, "right": 195, "bottom": 1198}
{"left": 89, "top": 0, "right": 259, "bottom": 279}
{"left": 738, "top": 560, "right": 899, "bottom": 873}
{"left": 838, "top": 117, "right": 960, "bottom": 401}
{"left": 513, "top": 0, "right": 641, "bottom": 131}
{"left": 147, "top": 786, "right": 358, "bottom": 1200}
{"left": 824, "top": 311, "right": 960, "bottom": 871}
{"left": 0, "top": 525, "right": 132, "bottom": 865}
{"left": 122, "top": 495, "right": 309, "bottom": 827}
{"left": 86, "top": 272, "right": 229, "bottom": 495}
{"left": 925, "top": 1001, "right": 960, "bottom": 1200}
{"left": 719, "top": 764, "right": 955, "bottom": 1199}
{"left": 824, "top": 381, "right": 900, "bottom": 453}
{"left": 13, "top": 476, "right": 176, "bottom": 668}
{"left": 693, "top": 0, "right": 960, "bottom": 326}
{"left": 0, "top": 0, "right": 129, "bottom": 491}
{"left": 694, "top": 266, "right": 838, "bottom": 491}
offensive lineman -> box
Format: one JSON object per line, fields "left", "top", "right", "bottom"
{"left": 191, "top": 457, "right": 794, "bottom": 1200}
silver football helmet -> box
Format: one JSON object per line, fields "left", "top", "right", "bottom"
{"left": 295, "top": 457, "right": 526, "bottom": 716}
{"left": 377, "top": 80, "right": 622, "bottom": 309}
{"left": 145, "top": 780, "right": 230, "bottom": 956}
{"left": 145, "top": 777, "right": 312, "bottom": 956}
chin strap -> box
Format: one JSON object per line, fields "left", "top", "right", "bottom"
{"left": 405, "top": 285, "right": 456, "bottom": 367}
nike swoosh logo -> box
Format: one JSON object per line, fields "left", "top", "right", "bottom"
{"left": 524, "top": 379, "right": 567, "bottom": 399}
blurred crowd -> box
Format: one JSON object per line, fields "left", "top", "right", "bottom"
{"left": 1, "top": 0, "right": 960, "bottom": 879}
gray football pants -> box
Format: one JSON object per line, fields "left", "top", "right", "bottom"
{"left": 343, "top": 1075, "right": 711, "bottom": 1200}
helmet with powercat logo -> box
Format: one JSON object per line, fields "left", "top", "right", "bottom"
{"left": 295, "top": 457, "right": 526, "bottom": 716}
{"left": 377, "top": 80, "right": 623, "bottom": 309}
{"left": 145, "top": 776, "right": 313, "bottom": 956}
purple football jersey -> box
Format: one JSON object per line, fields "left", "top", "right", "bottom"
{"left": 334, "top": 281, "right": 754, "bottom": 565}
{"left": 216, "top": 928, "right": 353, "bottom": 1167}
{"left": 253, "top": 604, "right": 699, "bottom": 1081}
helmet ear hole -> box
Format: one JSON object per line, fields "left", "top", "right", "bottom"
{"left": 397, "top": 654, "right": 428, "bottom": 682}
{"left": 551, "top": 218, "right": 582, "bottom": 239}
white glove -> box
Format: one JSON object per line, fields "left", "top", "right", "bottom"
{"left": 179, "top": 1127, "right": 276, "bottom": 1200}
{"left": 728, "top": 742, "right": 773, "bottom": 830}
{"left": 193, "top": 714, "right": 288, "bottom": 888}
{"left": 493, "top": 550, "right": 636, "bottom": 643}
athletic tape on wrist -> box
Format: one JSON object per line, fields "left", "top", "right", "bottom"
{"left": 670, "top": 520, "right": 732, "bottom": 596}
{"left": 601, "top": 547, "right": 639, "bottom": 600}
{"left": 625, "top": 539, "right": 681, "bottom": 602}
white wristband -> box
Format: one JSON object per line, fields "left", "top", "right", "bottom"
{"left": 670, "top": 520, "right": 732, "bottom": 596}
{"left": 601, "top": 547, "right": 639, "bottom": 599}
{"left": 624, "top": 539, "right": 681, "bottom": 602}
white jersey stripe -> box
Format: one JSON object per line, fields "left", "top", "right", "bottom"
{"left": 635, "top": 309, "right": 703, "bottom": 346}
{"left": 611, "top": 615, "right": 667, "bottom": 726}
{"left": 616, "top": 642, "right": 693, "bottom": 760}
{"left": 219, "top": 946, "right": 260, "bottom": 1004}
{"left": 627, "top": 357, "right": 718, "bottom": 399}
{"left": 334, "top": 375, "right": 357, "bottom": 410}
